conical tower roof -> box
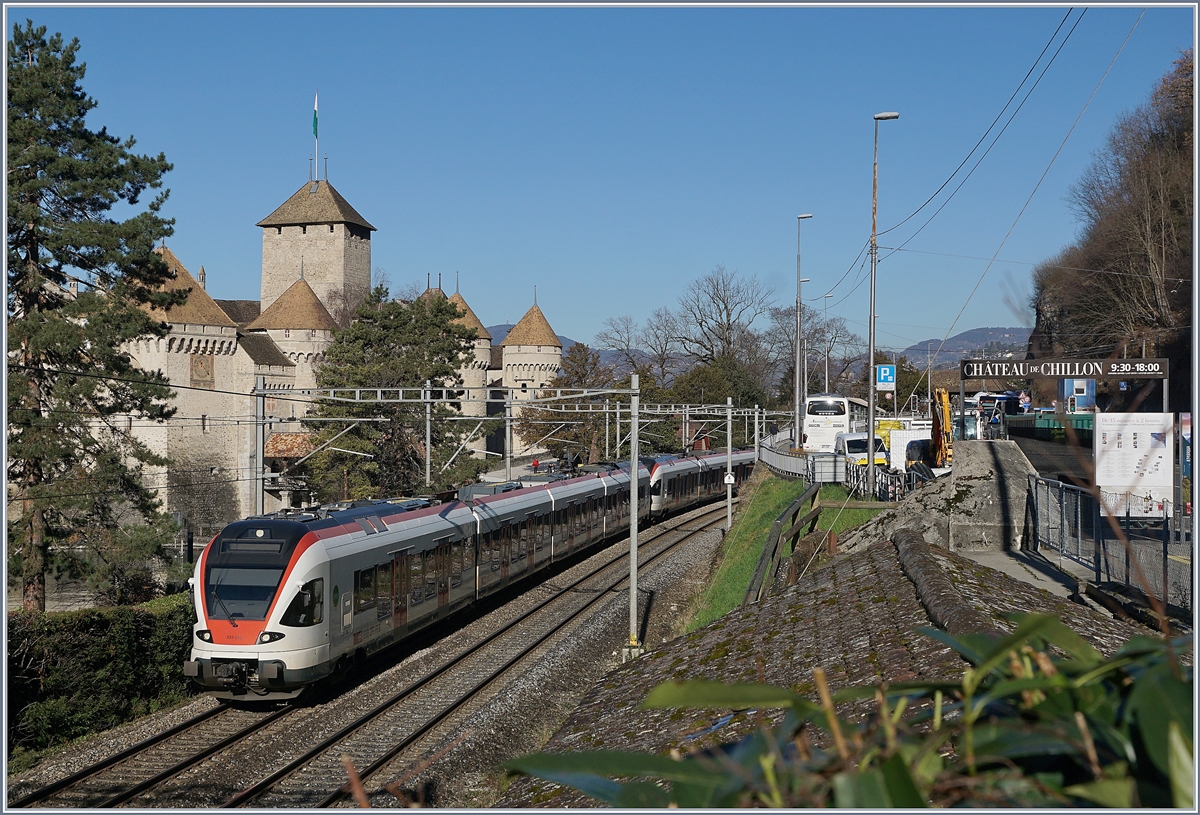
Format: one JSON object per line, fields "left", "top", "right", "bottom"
{"left": 419, "top": 286, "right": 447, "bottom": 304}
{"left": 448, "top": 292, "right": 491, "bottom": 341}
{"left": 246, "top": 278, "right": 339, "bottom": 331}
{"left": 499, "top": 303, "right": 560, "bottom": 348}
{"left": 256, "top": 180, "right": 376, "bottom": 231}
{"left": 146, "top": 247, "right": 237, "bottom": 327}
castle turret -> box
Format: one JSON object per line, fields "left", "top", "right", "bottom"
{"left": 257, "top": 180, "right": 375, "bottom": 321}
{"left": 500, "top": 303, "right": 561, "bottom": 399}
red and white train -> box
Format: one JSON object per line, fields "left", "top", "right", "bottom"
{"left": 185, "top": 450, "right": 756, "bottom": 700}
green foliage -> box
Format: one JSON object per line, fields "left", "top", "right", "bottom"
{"left": 514, "top": 343, "right": 614, "bottom": 463}
{"left": 669, "top": 355, "right": 768, "bottom": 417}
{"left": 6, "top": 593, "right": 197, "bottom": 760}
{"left": 303, "top": 287, "right": 489, "bottom": 500}
{"left": 7, "top": 20, "right": 181, "bottom": 611}
{"left": 505, "top": 616, "right": 1192, "bottom": 807}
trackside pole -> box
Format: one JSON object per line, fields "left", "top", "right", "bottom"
{"left": 726, "top": 397, "right": 733, "bottom": 531}
{"left": 624, "top": 374, "right": 644, "bottom": 662}
{"left": 255, "top": 375, "right": 265, "bottom": 516}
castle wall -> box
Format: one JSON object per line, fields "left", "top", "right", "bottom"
{"left": 260, "top": 223, "right": 370, "bottom": 318}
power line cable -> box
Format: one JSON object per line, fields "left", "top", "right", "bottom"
{"left": 877, "top": 9, "right": 1080, "bottom": 241}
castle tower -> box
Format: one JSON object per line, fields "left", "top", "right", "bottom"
{"left": 257, "top": 180, "right": 375, "bottom": 322}
{"left": 500, "top": 303, "right": 562, "bottom": 400}
{"left": 448, "top": 290, "right": 492, "bottom": 418}
{"left": 245, "top": 278, "right": 339, "bottom": 394}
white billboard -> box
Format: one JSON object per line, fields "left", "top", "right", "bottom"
{"left": 1094, "top": 412, "right": 1174, "bottom": 517}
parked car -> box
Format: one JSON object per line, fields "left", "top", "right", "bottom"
{"left": 834, "top": 432, "right": 888, "bottom": 466}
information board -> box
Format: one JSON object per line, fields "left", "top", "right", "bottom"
{"left": 960, "top": 358, "right": 1169, "bottom": 380}
{"left": 1093, "top": 413, "right": 1174, "bottom": 517}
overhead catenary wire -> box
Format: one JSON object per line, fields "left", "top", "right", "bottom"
{"left": 895, "top": 10, "right": 1146, "bottom": 411}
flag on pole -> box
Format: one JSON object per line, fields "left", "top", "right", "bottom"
{"left": 313, "top": 91, "right": 318, "bottom": 138}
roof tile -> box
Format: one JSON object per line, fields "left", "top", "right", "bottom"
{"left": 246, "top": 279, "right": 339, "bottom": 332}
{"left": 256, "top": 180, "right": 375, "bottom": 230}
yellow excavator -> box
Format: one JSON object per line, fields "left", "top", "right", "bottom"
{"left": 930, "top": 387, "right": 953, "bottom": 468}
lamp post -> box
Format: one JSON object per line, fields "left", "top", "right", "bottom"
{"left": 869, "top": 111, "right": 899, "bottom": 500}
{"left": 793, "top": 214, "right": 812, "bottom": 449}
{"left": 823, "top": 293, "right": 833, "bottom": 391}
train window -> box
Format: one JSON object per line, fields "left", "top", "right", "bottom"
{"left": 205, "top": 566, "right": 285, "bottom": 621}
{"left": 425, "top": 551, "right": 437, "bottom": 601}
{"left": 376, "top": 562, "right": 394, "bottom": 620}
{"left": 410, "top": 557, "right": 424, "bottom": 605}
{"left": 451, "top": 540, "right": 463, "bottom": 587}
{"left": 354, "top": 567, "right": 377, "bottom": 613}
{"left": 280, "top": 578, "right": 324, "bottom": 627}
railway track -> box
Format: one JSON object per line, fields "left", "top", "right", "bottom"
{"left": 8, "top": 704, "right": 290, "bottom": 808}
{"left": 9, "top": 503, "right": 728, "bottom": 809}
{"left": 228, "top": 505, "right": 729, "bottom": 808}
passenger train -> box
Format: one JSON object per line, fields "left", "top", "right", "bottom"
{"left": 185, "top": 450, "right": 756, "bottom": 700}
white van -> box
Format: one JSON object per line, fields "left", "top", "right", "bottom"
{"left": 834, "top": 432, "right": 888, "bottom": 466}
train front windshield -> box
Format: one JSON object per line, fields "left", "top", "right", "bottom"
{"left": 203, "top": 520, "right": 308, "bottom": 623}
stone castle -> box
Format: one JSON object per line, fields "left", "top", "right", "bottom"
{"left": 131, "top": 177, "right": 561, "bottom": 536}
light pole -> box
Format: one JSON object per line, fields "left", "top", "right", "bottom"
{"left": 869, "top": 111, "right": 899, "bottom": 500}
{"left": 823, "top": 293, "right": 833, "bottom": 392}
{"left": 793, "top": 214, "right": 812, "bottom": 449}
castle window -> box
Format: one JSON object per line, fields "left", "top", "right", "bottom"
{"left": 329, "top": 224, "right": 334, "bottom": 232}
{"left": 201, "top": 415, "right": 208, "bottom": 433}
{"left": 284, "top": 329, "right": 290, "bottom": 339}
{"left": 309, "top": 329, "right": 317, "bottom": 338}
{"left": 125, "top": 416, "right": 132, "bottom": 432}
{"left": 276, "top": 227, "right": 281, "bottom": 235}
{"left": 301, "top": 225, "right": 307, "bottom": 234}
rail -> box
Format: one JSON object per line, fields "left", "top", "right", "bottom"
{"left": 742, "top": 481, "right": 821, "bottom": 607}
{"left": 1028, "top": 474, "right": 1192, "bottom": 613}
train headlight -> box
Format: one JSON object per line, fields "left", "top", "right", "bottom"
{"left": 258, "top": 631, "right": 286, "bottom": 644}
{"left": 197, "top": 630, "right": 213, "bottom": 642}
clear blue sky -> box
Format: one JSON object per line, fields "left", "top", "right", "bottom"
{"left": 9, "top": 5, "right": 1194, "bottom": 353}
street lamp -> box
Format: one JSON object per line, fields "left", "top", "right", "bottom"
{"left": 793, "top": 214, "right": 812, "bottom": 449}
{"left": 868, "top": 111, "right": 898, "bottom": 499}
{"left": 823, "top": 293, "right": 833, "bottom": 391}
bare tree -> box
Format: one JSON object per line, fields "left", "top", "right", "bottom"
{"left": 642, "top": 307, "right": 684, "bottom": 388}
{"left": 674, "top": 265, "right": 775, "bottom": 364}
{"left": 594, "top": 315, "right": 640, "bottom": 376}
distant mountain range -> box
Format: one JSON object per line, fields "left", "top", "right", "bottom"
{"left": 486, "top": 324, "right": 579, "bottom": 349}
{"left": 487, "top": 323, "right": 1032, "bottom": 372}
{"left": 900, "top": 327, "right": 1031, "bottom": 369}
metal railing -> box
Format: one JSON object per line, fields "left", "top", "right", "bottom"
{"left": 1028, "top": 475, "right": 1192, "bottom": 612}
{"left": 758, "top": 434, "right": 925, "bottom": 503}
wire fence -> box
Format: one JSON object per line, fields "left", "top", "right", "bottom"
{"left": 1028, "top": 475, "right": 1192, "bottom": 612}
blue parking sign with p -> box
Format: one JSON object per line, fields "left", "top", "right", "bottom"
{"left": 876, "top": 364, "right": 896, "bottom": 391}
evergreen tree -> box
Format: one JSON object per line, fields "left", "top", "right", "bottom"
{"left": 7, "top": 21, "right": 181, "bottom": 611}
{"left": 303, "top": 287, "right": 488, "bottom": 500}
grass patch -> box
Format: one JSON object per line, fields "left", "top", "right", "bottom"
{"left": 815, "top": 484, "right": 885, "bottom": 535}
{"left": 685, "top": 473, "right": 813, "bottom": 632}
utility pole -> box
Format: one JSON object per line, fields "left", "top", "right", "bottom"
{"left": 624, "top": 374, "right": 643, "bottom": 662}
{"left": 254, "top": 375, "right": 265, "bottom": 515}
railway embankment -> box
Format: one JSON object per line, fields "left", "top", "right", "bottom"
{"left": 497, "top": 483, "right": 1158, "bottom": 808}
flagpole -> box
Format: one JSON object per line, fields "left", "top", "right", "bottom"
{"left": 313, "top": 90, "right": 319, "bottom": 181}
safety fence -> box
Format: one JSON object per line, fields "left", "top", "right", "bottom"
{"left": 758, "top": 435, "right": 924, "bottom": 502}
{"left": 1028, "top": 475, "right": 1192, "bottom": 613}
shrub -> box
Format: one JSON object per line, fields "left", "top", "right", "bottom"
{"left": 7, "top": 592, "right": 196, "bottom": 754}
{"left": 505, "top": 615, "right": 1193, "bottom": 808}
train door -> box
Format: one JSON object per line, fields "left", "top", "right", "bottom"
{"left": 435, "top": 539, "right": 451, "bottom": 612}
{"left": 500, "top": 524, "right": 511, "bottom": 581}
{"left": 392, "top": 552, "right": 410, "bottom": 631}
{"left": 567, "top": 504, "right": 577, "bottom": 552}
{"left": 523, "top": 517, "right": 535, "bottom": 568}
